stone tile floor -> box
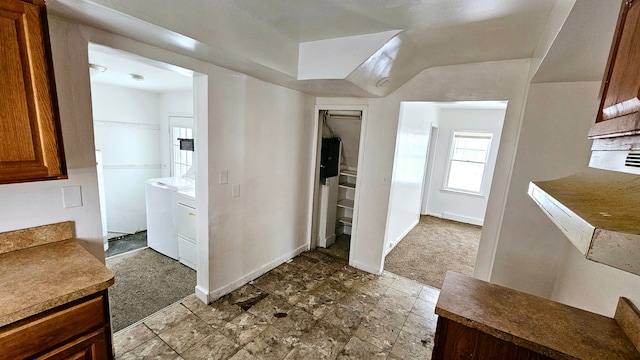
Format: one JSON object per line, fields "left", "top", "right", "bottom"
{"left": 113, "top": 249, "right": 439, "bottom": 359}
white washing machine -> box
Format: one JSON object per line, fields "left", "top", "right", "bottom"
{"left": 145, "top": 177, "right": 195, "bottom": 260}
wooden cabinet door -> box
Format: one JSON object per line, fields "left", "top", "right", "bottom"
{"left": 0, "top": 0, "right": 66, "bottom": 184}
{"left": 590, "top": 1, "right": 640, "bottom": 140}
{"left": 34, "top": 329, "right": 109, "bottom": 360}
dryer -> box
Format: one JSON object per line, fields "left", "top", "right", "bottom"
{"left": 145, "top": 177, "right": 194, "bottom": 259}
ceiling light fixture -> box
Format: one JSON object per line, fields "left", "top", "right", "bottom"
{"left": 130, "top": 74, "right": 145, "bottom": 81}
{"left": 88, "top": 63, "right": 107, "bottom": 72}
{"left": 376, "top": 77, "right": 389, "bottom": 87}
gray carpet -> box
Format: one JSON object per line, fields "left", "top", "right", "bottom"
{"left": 106, "top": 248, "right": 196, "bottom": 332}
{"left": 384, "top": 215, "right": 481, "bottom": 289}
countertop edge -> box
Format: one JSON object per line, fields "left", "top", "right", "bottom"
{"left": 434, "top": 307, "right": 575, "bottom": 360}
{"left": 0, "top": 277, "right": 114, "bottom": 327}
{"left": 0, "top": 238, "right": 115, "bottom": 328}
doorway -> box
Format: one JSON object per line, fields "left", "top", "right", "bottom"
{"left": 311, "top": 106, "right": 366, "bottom": 264}
{"left": 88, "top": 43, "right": 199, "bottom": 331}
{"left": 383, "top": 101, "right": 507, "bottom": 288}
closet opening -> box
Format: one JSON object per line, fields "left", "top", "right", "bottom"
{"left": 312, "top": 108, "right": 364, "bottom": 263}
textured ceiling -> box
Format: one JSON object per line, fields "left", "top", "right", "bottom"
{"left": 49, "top": 0, "right": 561, "bottom": 96}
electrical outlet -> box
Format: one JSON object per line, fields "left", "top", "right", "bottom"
{"left": 232, "top": 184, "right": 240, "bottom": 198}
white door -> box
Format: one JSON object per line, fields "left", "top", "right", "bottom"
{"left": 170, "top": 116, "right": 195, "bottom": 177}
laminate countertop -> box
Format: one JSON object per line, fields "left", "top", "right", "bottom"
{"left": 0, "top": 230, "right": 114, "bottom": 327}
{"left": 436, "top": 271, "right": 640, "bottom": 359}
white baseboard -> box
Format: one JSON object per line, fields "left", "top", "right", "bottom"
{"left": 442, "top": 212, "right": 483, "bottom": 226}
{"left": 207, "top": 243, "right": 308, "bottom": 301}
{"left": 384, "top": 219, "right": 419, "bottom": 256}
{"left": 325, "top": 234, "right": 336, "bottom": 247}
{"left": 351, "top": 260, "right": 383, "bottom": 275}
{"left": 195, "top": 285, "right": 210, "bottom": 304}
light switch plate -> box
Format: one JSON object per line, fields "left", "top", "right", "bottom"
{"left": 232, "top": 184, "right": 240, "bottom": 198}
{"left": 219, "top": 170, "right": 228, "bottom": 184}
{"left": 62, "top": 186, "right": 83, "bottom": 208}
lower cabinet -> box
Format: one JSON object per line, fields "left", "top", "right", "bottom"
{"left": 0, "top": 291, "right": 113, "bottom": 360}
{"left": 432, "top": 317, "right": 553, "bottom": 360}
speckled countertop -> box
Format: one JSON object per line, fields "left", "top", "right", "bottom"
{"left": 436, "top": 271, "right": 640, "bottom": 360}
{"left": 0, "top": 225, "right": 114, "bottom": 327}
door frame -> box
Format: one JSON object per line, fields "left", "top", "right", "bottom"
{"left": 307, "top": 104, "right": 368, "bottom": 266}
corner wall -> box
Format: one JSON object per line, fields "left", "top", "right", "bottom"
{"left": 384, "top": 102, "right": 433, "bottom": 253}
{"left": 490, "top": 81, "right": 598, "bottom": 297}
{"left": 319, "top": 59, "right": 532, "bottom": 275}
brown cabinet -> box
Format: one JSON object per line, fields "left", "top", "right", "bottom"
{"left": 432, "top": 317, "right": 553, "bottom": 360}
{"left": 0, "top": 0, "right": 66, "bottom": 184}
{"left": 0, "top": 291, "right": 113, "bottom": 360}
{"left": 589, "top": 1, "right": 640, "bottom": 146}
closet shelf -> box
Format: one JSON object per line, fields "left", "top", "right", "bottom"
{"left": 337, "top": 217, "right": 352, "bottom": 226}
{"left": 339, "top": 181, "right": 356, "bottom": 189}
{"left": 337, "top": 199, "right": 354, "bottom": 209}
{"left": 340, "top": 169, "right": 357, "bottom": 177}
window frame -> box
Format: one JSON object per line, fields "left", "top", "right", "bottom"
{"left": 169, "top": 116, "right": 195, "bottom": 178}
{"left": 442, "top": 130, "right": 493, "bottom": 196}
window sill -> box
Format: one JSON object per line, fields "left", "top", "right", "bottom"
{"left": 440, "top": 188, "right": 486, "bottom": 198}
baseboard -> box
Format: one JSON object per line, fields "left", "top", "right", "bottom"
{"left": 442, "top": 212, "right": 483, "bottom": 226}
{"left": 325, "top": 234, "right": 336, "bottom": 248}
{"left": 351, "top": 260, "right": 383, "bottom": 275}
{"left": 385, "top": 218, "right": 419, "bottom": 256}
{"left": 195, "top": 285, "right": 210, "bottom": 303}
{"left": 207, "top": 243, "right": 308, "bottom": 301}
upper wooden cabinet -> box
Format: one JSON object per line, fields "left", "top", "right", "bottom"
{"left": 0, "top": 0, "right": 66, "bottom": 184}
{"left": 589, "top": 1, "right": 640, "bottom": 142}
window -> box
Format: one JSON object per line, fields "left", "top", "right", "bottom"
{"left": 445, "top": 131, "right": 492, "bottom": 194}
{"left": 169, "top": 116, "right": 194, "bottom": 177}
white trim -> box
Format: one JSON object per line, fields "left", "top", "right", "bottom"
{"left": 351, "top": 259, "right": 383, "bottom": 275}
{"left": 309, "top": 104, "right": 369, "bottom": 271}
{"left": 102, "top": 164, "right": 162, "bottom": 170}
{"left": 93, "top": 120, "right": 160, "bottom": 130}
{"left": 442, "top": 212, "right": 483, "bottom": 226}
{"left": 385, "top": 218, "right": 419, "bottom": 255}
{"left": 439, "top": 188, "right": 486, "bottom": 198}
{"left": 426, "top": 211, "right": 484, "bottom": 226}
{"left": 206, "top": 243, "right": 308, "bottom": 301}
{"left": 195, "top": 285, "right": 210, "bottom": 304}
{"left": 321, "top": 234, "right": 336, "bottom": 248}
{"left": 443, "top": 130, "right": 492, "bottom": 194}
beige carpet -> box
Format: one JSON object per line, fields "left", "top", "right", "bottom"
{"left": 384, "top": 215, "right": 481, "bottom": 289}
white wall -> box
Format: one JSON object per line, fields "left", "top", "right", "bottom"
{"left": 0, "top": 18, "right": 105, "bottom": 261}
{"left": 206, "top": 71, "right": 315, "bottom": 299}
{"left": 318, "top": 59, "right": 532, "bottom": 275}
{"left": 424, "top": 107, "right": 506, "bottom": 226}
{"left": 491, "top": 82, "right": 598, "bottom": 298}
{"left": 83, "top": 23, "right": 315, "bottom": 302}
{"left": 384, "top": 102, "right": 433, "bottom": 253}
{"left": 0, "top": 15, "right": 316, "bottom": 304}
{"left": 91, "top": 83, "right": 162, "bottom": 234}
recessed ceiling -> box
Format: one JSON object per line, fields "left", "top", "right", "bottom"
{"left": 88, "top": 44, "right": 193, "bottom": 93}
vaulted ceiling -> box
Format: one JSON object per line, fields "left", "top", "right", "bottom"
{"left": 49, "top": 0, "right": 562, "bottom": 97}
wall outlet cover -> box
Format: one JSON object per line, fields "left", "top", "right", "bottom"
{"left": 62, "top": 186, "right": 83, "bottom": 208}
